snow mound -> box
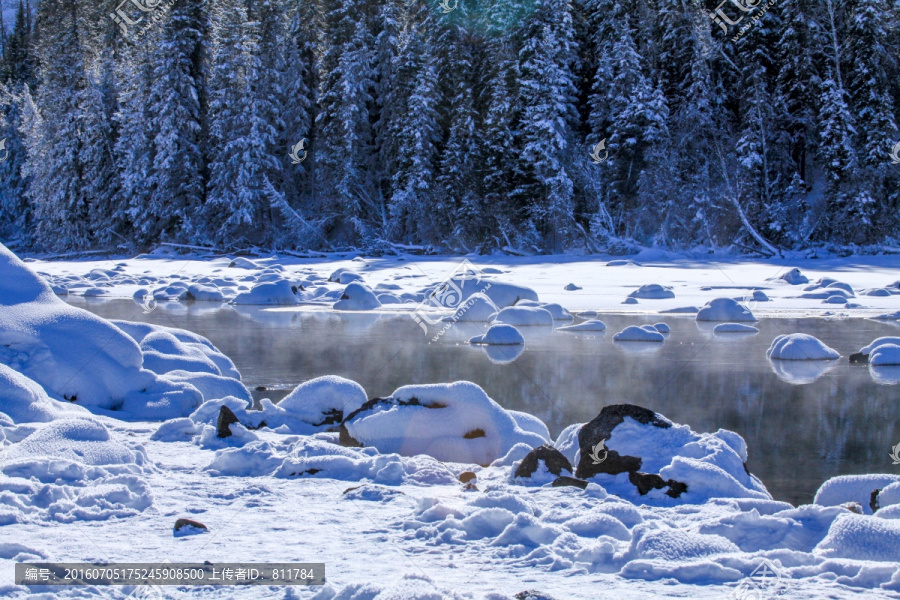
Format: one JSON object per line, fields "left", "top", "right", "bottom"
{"left": 517, "top": 300, "right": 573, "bottom": 321}
{"left": 470, "top": 324, "right": 525, "bottom": 345}
{"left": 613, "top": 325, "right": 665, "bottom": 342}
{"left": 628, "top": 284, "right": 675, "bottom": 299}
{"left": 274, "top": 375, "right": 368, "bottom": 429}
{"left": 492, "top": 306, "right": 554, "bottom": 327}
{"left": 333, "top": 283, "right": 381, "bottom": 310}
{"left": 184, "top": 283, "right": 225, "bottom": 302}
{"left": 652, "top": 322, "right": 670, "bottom": 333}
{"left": 0, "top": 363, "right": 88, "bottom": 423}
{"left": 870, "top": 344, "right": 900, "bottom": 366}
{"left": 815, "top": 474, "right": 900, "bottom": 515}
{"left": 860, "top": 337, "right": 900, "bottom": 355}
{"left": 771, "top": 267, "right": 808, "bottom": 284}
{"left": 713, "top": 323, "right": 759, "bottom": 334}
{"left": 442, "top": 292, "right": 499, "bottom": 322}
{"left": 3, "top": 418, "right": 147, "bottom": 470}
{"left": 815, "top": 513, "right": 900, "bottom": 562}
{"left": 766, "top": 334, "right": 840, "bottom": 360}
{"left": 571, "top": 404, "right": 769, "bottom": 504}
{"left": 0, "top": 243, "right": 202, "bottom": 418}
{"left": 231, "top": 280, "right": 298, "bottom": 305}
{"left": 228, "top": 257, "right": 260, "bottom": 269}
{"left": 695, "top": 298, "right": 756, "bottom": 322}
{"left": 556, "top": 320, "right": 607, "bottom": 333}
{"left": 341, "top": 381, "right": 549, "bottom": 465}
{"left": 564, "top": 283, "right": 582, "bottom": 290}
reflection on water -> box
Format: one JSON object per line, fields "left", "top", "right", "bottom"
{"left": 69, "top": 297, "right": 900, "bottom": 505}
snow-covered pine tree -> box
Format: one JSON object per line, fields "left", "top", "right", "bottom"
{"left": 279, "top": 0, "right": 320, "bottom": 230}
{"left": 21, "top": 0, "right": 90, "bottom": 250}
{"left": 315, "top": 0, "right": 377, "bottom": 245}
{"left": 388, "top": 19, "right": 440, "bottom": 244}
{"left": 513, "top": 0, "right": 579, "bottom": 253}
{"left": 143, "top": 0, "right": 206, "bottom": 244}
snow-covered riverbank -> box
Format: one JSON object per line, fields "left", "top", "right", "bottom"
{"left": 3, "top": 243, "right": 900, "bottom": 599}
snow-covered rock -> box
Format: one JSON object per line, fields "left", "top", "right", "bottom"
{"left": 859, "top": 337, "right": 900, "bottom": 356}
{"left": 628, "top": 284, "right": 675, "bottom": 299}
{"left": 469, "top": 324, "right": 525, "bottom": 345}
{"left": 274, "top": 375, "right": 368, "bottom": 429}
{"left": 184, "top": 283, "right": 225, "bottom": 302}
{"left": 766, "top": 334, "right": 840, "bottom": 360}
{"left": 556, "top": 320, "right": 607, "bottom": 333}
{"left": 651, "top": 322, "right": 670, "bottom": 333}
{"left": 564, "top": 283, "right": 582, "bottom": 291}
{"left": 442, "top": 292, "right": 499, "bottom": 322}
{"left": 492, "top": 306, "right": 554, "bottom": 327}
{"left": 713, "top": 323, "right": 759, "bottom": 334}
{"left": 613, "top": 325, "right": 665, "bottom": 342}
{"left": 870, "top": 344, "right": 900, "bottom": 366}
{"left": 231, "top": 280, "right": 298, "bottom": 305}
{"left": 228, "top": 257, "right": 260, "bottom": 269}
{"left": 815, "top": 474, "right": 900, "bottom": 516}
{"left": 517, "top": 300, "right": 573, "bottom": 321}
{"left": 771, "top": 268, "right": 808, "bottom": 284}
{"left": 571, "top": 404, "right": 768, "bottom": 504}
{"left": 696, "top": 298, "right": 756, "bottom": 322}
{"left": 340, "top": 381, "right": 549, "bottom": 465}
{"left": 333, "top": 283, "right": 381, "bottom": 311}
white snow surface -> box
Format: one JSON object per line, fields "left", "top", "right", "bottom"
{"left": 343, "top": 381, "right": 548, "bottom": 465}
{"left": 4, "top": 247, "right": 900, "bottom": 598}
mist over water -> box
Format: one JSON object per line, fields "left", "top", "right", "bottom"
{"left": 70, "top": 297, "right": 900, "bottom": 505}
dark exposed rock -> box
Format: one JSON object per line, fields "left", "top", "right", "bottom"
{"left": 216, "top": 405, "right": 240, "bottom": 438}
{"left": 174, "top": 518, "right": 208, "bottom": 533}
{"left": 287, "top": 468, "right": 321, "bottom": 477}
{"left": 463, "top": 482, "right": 479, "bottom": 491}
{"left": 841, "top": 502, "right": 863, "bottom": 514}
{"left": 515, "top": 444, "right": 573, "bottom": 479}
{"left": 458, "top": 471, "right": 477, "bottom": 483}
{"left": 313, "top": 408, "right": 343, "bottom": 428}
{"left": 552, "top": 476, "right": 588, "bottom": 490}
{"left": 515, "top": 591, "right": 558, "bottom": 600}
{"left": 871, "top": 489, "right": 882, "bottom": 513}
{"left": 575, "top": 404, "right": 671, "bottom": 480}
{"left": 338, "top": 423, "right": 363, "bottom": 447}
{"left": 255, "top": 385, "right": 267, "bottom": 391}
{"left": 849, "top": 352, "right": 869, "bottom": 365}
{"left": 463, "top": 428, "right": 486, "bottom": 439}
{"left": 628, "top": 471, "right": 688, "bottom": 498}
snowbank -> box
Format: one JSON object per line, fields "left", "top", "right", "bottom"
{"left": 470, "top": 324, "right": 525, "bottom": 345}
{"left": 695, "top": 298, "right": 756, "bottom": 322}
{"left": 766, "top": 333, "right": 841, "bottom": 360}
{"left": 0, "top": 363, "right": 88, "bottom": 424}
{"left": 341, "top": 381, "right": 549, "bottom": 465}
{"left": 273, "top": 375, "right": 368, "bottom": 430}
